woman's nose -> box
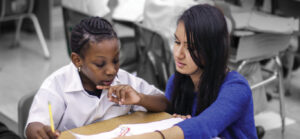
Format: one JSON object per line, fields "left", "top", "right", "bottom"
{"left": 174, "top": 46, "right": 185, "bottom": 59}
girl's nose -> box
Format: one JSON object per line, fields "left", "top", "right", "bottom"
{"left": 105, "top": 64, "right": 117, "bottom": 76}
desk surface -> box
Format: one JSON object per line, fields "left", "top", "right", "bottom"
{"left": 59, "top": 112, "right": 172, "bottom": 139}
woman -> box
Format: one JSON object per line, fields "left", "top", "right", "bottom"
{"left": 116, "top": 4, "right": 257, "bottom": 139}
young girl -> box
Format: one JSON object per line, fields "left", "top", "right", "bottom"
{"left": 116, "top": 4, "right": 257, "bottom": 139}
{"left": 25, "top": 17, "right": 168, "bottom": 139}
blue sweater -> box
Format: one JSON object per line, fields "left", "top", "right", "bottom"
{"left": 165, "top": 71, "right": 258, "bottom": 139}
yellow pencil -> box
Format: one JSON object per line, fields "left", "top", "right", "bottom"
{"left": 48, "top": 101, "right": 55, "bottom": 132}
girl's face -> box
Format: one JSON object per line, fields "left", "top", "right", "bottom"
{"left": 74, "top": 39, "right": 120, "bottom": 89}
{"left": 173, "top": 22, "right": 200, "bottom": 75}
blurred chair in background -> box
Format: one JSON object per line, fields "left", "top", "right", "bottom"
{"left": 17, "top": 92, "right": 34, "bottom": 139}
{"left": 134, "top": 24, "right": 175, "bottom": 90}
{"left": 0, "top": 121, "right": 20, "bottom": 139}
{"left": 0, "top": 0, "right": 50, "bottom": 59}
{"left": 271, "top": 0, "right": 300, "bottom": 95}
{"left": 216, "top": 1, "right": 290, "bottom": 134}
{"left": 62, "top": 7, "right": 89, "bottom": 56}
{"left": 229, "top": 33, "right": 290, "bottom": 134}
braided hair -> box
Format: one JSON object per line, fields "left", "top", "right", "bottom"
{"left": 70, "top": 17, "right": 118, "bottom": 58}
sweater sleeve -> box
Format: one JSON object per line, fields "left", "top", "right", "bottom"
{"left": 176, "top": 78, "right": 252, "bottom": 139}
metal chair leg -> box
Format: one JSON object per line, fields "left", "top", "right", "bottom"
{"left": 27, "top": 14, "right": 50, "bottom": 59}
{"left": 237, "top": 60, "right": 248, "bottom": 72}
{"left": 285, "top": 47, "right": 295, "bottom": 95}
{"left": 276, "top": 56, "right": 286, "bottom": 134}
{"left": 13, "top": 17, "right": 24, "bottom": 47}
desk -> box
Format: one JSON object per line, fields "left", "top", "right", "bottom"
{"left": 59, "top": 112, "right": 172, "bottom": 139}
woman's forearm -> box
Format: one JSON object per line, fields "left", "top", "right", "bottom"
{"left": 160, "top": 126, "right": 185, "bottom": 139}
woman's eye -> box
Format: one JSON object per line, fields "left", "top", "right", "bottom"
{"left": 175, "top": 41, "right": 180, "bottom": 45}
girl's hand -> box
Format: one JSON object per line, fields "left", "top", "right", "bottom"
{"left": 26, "top": 122, "right": 60, "bottom": 139}
{"left": 97, "top": 85, "right": 142, "bottom": 105}
{"left": 172, "top": 113, "right": 192, "bottom": 120}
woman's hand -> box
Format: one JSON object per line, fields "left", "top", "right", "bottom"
{"left": 26, "top": 122, "right": 60, "bottom": 139}
{"left": 172, "top": 113, "right": 192, "bottom": 120}
{"left": 97, "top": 85, "right": 142, "bottom": 105}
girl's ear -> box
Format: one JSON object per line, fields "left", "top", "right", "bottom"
{"left": 71, "top": 52, "right": 83, "bottom": 68}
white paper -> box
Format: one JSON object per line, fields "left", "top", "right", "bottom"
{"left": 70, "top": 118, "right": 184, "bottom": 139}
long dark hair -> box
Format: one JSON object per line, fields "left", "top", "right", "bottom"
{"left": 70, "top": 17, "right": 118, "bottom": 58}
{"left": 170, "top": 4, "right": 229, "bottom": 115}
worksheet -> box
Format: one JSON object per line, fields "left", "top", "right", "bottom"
{"left": 69, "top": 118, "right": 184, "bottom": 139}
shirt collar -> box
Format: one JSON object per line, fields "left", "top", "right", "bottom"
{"left": 63, "top": 62, "right": 85, "bottom": 93}
{"left": 110, "top": 74, "right": 121, "bottom": 86}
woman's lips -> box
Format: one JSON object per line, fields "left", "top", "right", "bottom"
{"left": 176, "top": 61, "right": 186, "bottom": 68}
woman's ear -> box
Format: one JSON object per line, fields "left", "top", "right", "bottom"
{"left": 71, "top": 52, "right": 82, "bottom": 68}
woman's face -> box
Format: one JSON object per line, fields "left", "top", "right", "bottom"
{"left": 79, "top": 39, "right": 120, "bottom": 88}
{"left": 173, "top": 22, "right": 200, "bottom": 75}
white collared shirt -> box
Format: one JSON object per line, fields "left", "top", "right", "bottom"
{"left": 26, "top": 62, "right": 163, "bottom": 131}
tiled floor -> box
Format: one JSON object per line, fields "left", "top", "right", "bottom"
{"left": 0, "top": 7, "right": 300, "bottom": 139}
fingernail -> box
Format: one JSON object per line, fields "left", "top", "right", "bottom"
{"left": 112, "top": 93, "right": 117, "bottom": 98}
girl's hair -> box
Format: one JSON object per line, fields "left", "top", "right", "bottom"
{"left": 170, "top": 4, "right": 229, "bottom": 115}
{"left": 70, "top": 17, "right": 118, "bottom": 58}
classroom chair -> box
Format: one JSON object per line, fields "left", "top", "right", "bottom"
{"left": 134, "top": 24, "right": 175, "bottom": 90}
{"left": 230, "top": 33, "right": 290, "bottom": 134}
{"left": 17, "top": 92, "right": 35, "bottom": 139}
{"left": 0, "top": 0, "right": 50, "bottom": 59}
{"left": 272, "top": 0, "right": 300, "bottom": 94}
{"left": 215, "top": 1, "right": 289, "bottom": 134}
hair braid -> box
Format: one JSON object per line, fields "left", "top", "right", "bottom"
{"left": 70, "top": 16, "right": 117, "bottom": 57}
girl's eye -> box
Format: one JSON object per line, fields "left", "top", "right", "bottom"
{"left": 95, "top": 63, "right": 105, "bottom": 68}
{"left": 175, "top": 41, "right": 180, "bottom": 45}
{"left": 113, "top": 59, "right": 119, "bottom": 64}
